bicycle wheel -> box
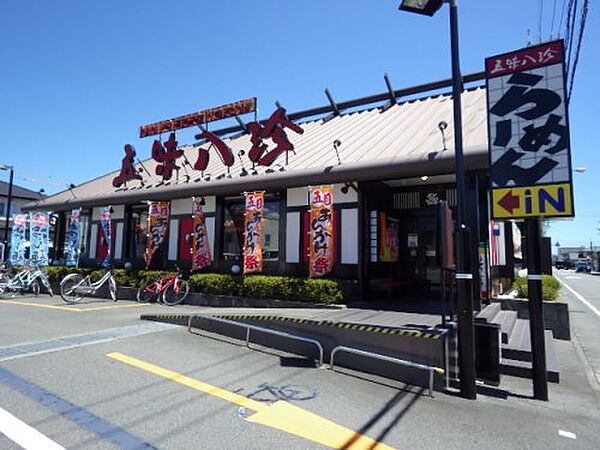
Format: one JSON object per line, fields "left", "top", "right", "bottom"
{"left": 162, "top": 279, "right": 189, "bottom": 306}
{"left": 109, "top": 276, "right": 117, "bottom": 302}
{"left": 60, "top": 273, "right": 87, "bottom": 303}
{"left": 136, "top": 279, "right": 159, "bottom": 303}
{"left": 30, "top": 280, "right": 41, "bottom": 296}
{"left": 39, "top": 274, "right": 54, "bottom": 297}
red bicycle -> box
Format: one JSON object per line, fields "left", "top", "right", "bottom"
{"left": 136, "top": 270, "right": 190, "bottom": 306}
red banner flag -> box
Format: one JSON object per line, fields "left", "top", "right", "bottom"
{"left": 192, "top": 199, "right": 212, "bottom": 271}
{"left": 145, "top": 202, "right": 170, "bottom": 268}
{"left": 309, "top": 187, "right": 334, "bottom": 277}
{"left": 243, "top": 192, "right": 264, "bottom": 274}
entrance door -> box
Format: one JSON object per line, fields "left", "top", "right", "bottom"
{"left": 397, "top": 213, "right": 440, "bottom": 295}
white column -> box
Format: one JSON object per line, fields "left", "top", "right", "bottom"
{"left": 114, "top": 222, "right": 124, "bottom": 260}
{"left": 168, "top": 219, "right": 179, "bottom": 261}
{"left": 89, "top": 223, "right": 98, "bottom": 259}
{"left": 341, "top": 208, "right": 358, "bottom": 264}
{"left": 286, "top": 212, "right": 300, "bottom": 263}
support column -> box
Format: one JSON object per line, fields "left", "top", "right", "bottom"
{"left": 526, "top": 218, "right": 549, "bottom": 400}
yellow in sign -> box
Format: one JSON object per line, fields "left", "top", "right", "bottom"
{"left": 492, "top": 183, "right": 573, "bottom": 219}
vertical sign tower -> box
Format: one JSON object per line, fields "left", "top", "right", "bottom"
{"left": 486, "top": 40, "right": 574, "bottom": 400}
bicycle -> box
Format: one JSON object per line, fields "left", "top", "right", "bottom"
{"left": 0, "top": 266, "right": 54, "bottom": 298}
{"left": 60, "top": 269, "right": 117, "bottom": 304}
{"left": 136, "top": 269, "right": 189, "bottom": 306}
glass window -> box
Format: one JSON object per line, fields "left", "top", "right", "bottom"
{"left": 222, "top": 196, "right": 280, "bottom": 261}
{"left": 223, "top": 201, "right": 245, "bottom": 260}
{"left": 262, "top": 200, "right": 279, "bottom": 261}
{"left": 131, "top": 207, "right": 148, "bottom": 260}
{"left": 0, "top": 202, "right": 4, "bottom": 216}
{"left": 80, "top": 212, "right": 90, "bottom": 256}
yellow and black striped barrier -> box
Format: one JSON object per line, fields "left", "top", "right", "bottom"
{"left": 141, "top": 313, "right": 444, "bottom": 340}
{"left": 212, "top": 314, "right": 443, "bottom": 340}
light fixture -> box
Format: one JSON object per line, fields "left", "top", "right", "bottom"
{"left": 575, "top": 167, "right": 586, "bottom": 173}
{"left": 420, "top": 175, "right": 429, "bottom": 182}
{"left": 398, "top": 0, "right": 443, "bottom": 16}
{"left": 333, "top": 139, "right": 342, "bottom": 165}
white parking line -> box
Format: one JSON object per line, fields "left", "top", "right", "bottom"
{"left": 558, "top": 278, "right": 600, "bottom": 319}
{"left": 0, "top": 406, "right": 66, "bottom": 450}
{"left": 558, "top": 429, "right": 577, "bottom": 439}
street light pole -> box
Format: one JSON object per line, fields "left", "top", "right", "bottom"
{"left": 448, "top": 0, "right": 477, "bottom": 400}
{"left": 398, "top": 0, "right": 477, "bottom": 399}
{"left": 1, "top": 165, "right": 14, "bottom": 262}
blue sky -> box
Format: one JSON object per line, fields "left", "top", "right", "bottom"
{"left": 0, "top": 1, "right": 597, "bottom": 248}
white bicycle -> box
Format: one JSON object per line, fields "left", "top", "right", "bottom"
{"left": 60, "top": 269, "right": 117, "bottom": 304}
{"left": 0, "top": 266, "right": 54, "bottom": 298}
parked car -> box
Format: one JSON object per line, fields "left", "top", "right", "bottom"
{"left": 575, "top": 260, "right": 592, "bottom": 273}
{"left": 555, "top": 259, "right": 574, "bottom": 270}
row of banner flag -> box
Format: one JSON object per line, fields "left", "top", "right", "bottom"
{"left": 11, "top": 186, "right": 336, "bottom": 276}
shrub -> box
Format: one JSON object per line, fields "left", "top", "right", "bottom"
{"left": 189, "top": 273, "right": 242, "bottom": 296}
{"left": 242, "top": 275, "right": 302, "bottom": 299}
{"left": 111, "top": 269, "right": 141, "bottom": 287}
{"left": 513, "top": 275, "right": 561, "bottom": 301}
{"left": 45, "top": 266, "right": 83, "bottom": 283}
{"left": 298, "top": 278, "right": 344, "bottom": 304}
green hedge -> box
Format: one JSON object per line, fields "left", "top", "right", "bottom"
{"left": 513, "top": 275, "right": 561, "bottom": 301}
{"left": 45, "top": 266, "right": 345, "bottom": 304}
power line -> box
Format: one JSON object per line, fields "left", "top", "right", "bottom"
{"left": 538, "top": 0, "right": 544, "bottom": 43}
{"left": 567, "top": 0, "right": 589, "bottom": 102}
{"left": 566, "top": 0, "right": 578, "bottom": 72}
{"left": 550, "top": 0, "right": 558, "bottom": 38}
{"left": 557, "top": 0, "right": 568, "bottom": 36}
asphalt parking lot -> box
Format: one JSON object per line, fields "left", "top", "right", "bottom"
{"left": 1, "top": 295, "right": 599, "bottom": 449}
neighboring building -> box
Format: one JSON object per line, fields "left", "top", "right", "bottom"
{"left": 558, "top": 246, "right": 600, "bottom": 261}
{"left": 0, "top": 179, "right": 45, "bottom": 237}
{"left": 24, "top": 74, "right": 522, "bottom": 304}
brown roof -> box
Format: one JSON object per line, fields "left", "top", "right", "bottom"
{"left": 24, "top": 87, "right": 488, "bottom": 212}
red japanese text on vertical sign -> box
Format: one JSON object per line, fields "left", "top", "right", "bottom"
{"left": 486, "top": 40, "right": 574, "bottom": 219}
{"left": 192, "top": 199, "right": 212, "bottom": 271}
{"left": 309, "top": 187, "right": 334, "bottom": 278}
{"left": 140, "top": 98, "right": 257, "bottom": 138}
{"left": 145, "top": 202, "right": 170, "bottom": 268}
{"left": 243, "top": 192, "right": 264, "bottom": 274}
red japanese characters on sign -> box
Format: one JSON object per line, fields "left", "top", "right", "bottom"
{"left": 247, "top": 107, "right": 304, "bottom": 166}
{"left": 194, "top": 130, "right": 235, "bottom": 172}
{"left": 192, "top": 199, "right": 212, "bottom": 271}
{"left": 152, "top": 133, "right": 184, "bottom": 181}
{"left": 113, "top": 144, "right": 142, "bottom": 188}
{"left": 145, "top": 202, "right": 170, "bottom": 268}
{"left": 485, "top": 41, "right": 562, "bottom": 76}
{"left": 243, "top": 192, "right": 264, "bottom": 274}
{"left": 139, "top": 98, "right": 257, "bottom": 138}
{"left": 116, "top": 104, "right": 305, "bottom": 188}
{"left": 309, "top": 186, "right": 334, "bottom": 278}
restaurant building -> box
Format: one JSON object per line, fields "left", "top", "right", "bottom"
{"left": 23, "top": 73, "right": 498, "bottom": 304}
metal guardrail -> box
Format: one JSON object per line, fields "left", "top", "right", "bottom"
{"left": 330, "top": 345, "right": 444, "bottom": 397}
{"left": 187, "top": 314, "right": 324, "bottom": 367}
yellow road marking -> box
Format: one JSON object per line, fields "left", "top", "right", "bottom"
{"left": 79, "top": 303, "right": 151, "bottom": 312}
{"left": 0, "top": 300, "right": 82, "bottom": 312}
{"left": 106, "top": 352, "right": 396, "bottom": 450}
{"left": 0, "top": 300, "right": 150, "bottom": 313}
